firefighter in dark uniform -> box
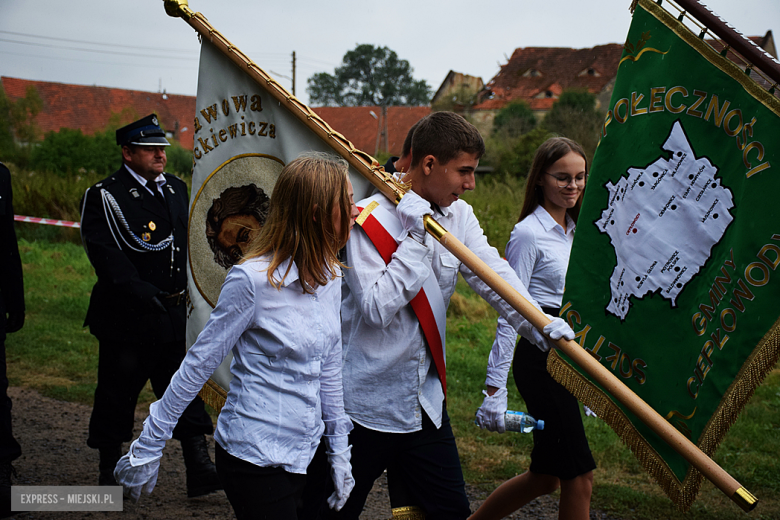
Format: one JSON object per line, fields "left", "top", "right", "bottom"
{"left": 80, "top": 114, "right": 221, "bottom": 497}
{"left": 1, "top": 161, "right": 24, "bottom": 518}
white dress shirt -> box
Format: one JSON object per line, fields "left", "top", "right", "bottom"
{"left": 486, "top": 204, "right": 576, "bottom": 389}
{"left": 341, "top": 195, "right": 544, "bottom": 433}
{"left": 154, "top": 255, "right": 351, "bottom": 474}
{"left": 125, "top": 165, "right": 166, "bottom": 196}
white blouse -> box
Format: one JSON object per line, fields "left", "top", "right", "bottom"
{"left": 152, "top": 255, "right": 351, "bottom": 474}
{"left": 486, "top": 205, "right": 575, "bottom": 389}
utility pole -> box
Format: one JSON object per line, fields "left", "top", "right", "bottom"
{"left": 381, "top": 104, "right": 388, "bottom": 154}
{"left": 292, "top": 51, "right": 296, "bottom": 96}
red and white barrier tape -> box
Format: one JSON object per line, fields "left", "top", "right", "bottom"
{"left": 14, "top": 215, "right": 80, "bottom": 228}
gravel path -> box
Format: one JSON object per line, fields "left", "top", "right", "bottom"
{"left": 5, "top": 387, "right": 620, "bottom": 519}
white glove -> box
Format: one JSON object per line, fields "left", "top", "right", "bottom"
{"left": 475, "top": 387, "right": 508, "bottom": 433}
{"left": 113, "top": 409, "right": 169, "bottom": 503}
{"left": 326, "top": 443, "right": 355, "bottom": 511}
{"left": 397, "top": 191, "right": 432, "bottom": 241}
{"left": 113, "top": 437, "right": 163, "bottom": 503}
{"left": 544, "top": 317, "right": 574, "bottom": 342}
{"left": 521, "top": 315, "right": 574, "bottom": 352}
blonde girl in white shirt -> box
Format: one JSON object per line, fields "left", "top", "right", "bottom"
{"left": 114, "top": 153, "right": 360, "bottom": 519}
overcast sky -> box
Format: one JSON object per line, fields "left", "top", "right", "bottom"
{"left": 2, "top": 0, "right": 778, "bottom": 106}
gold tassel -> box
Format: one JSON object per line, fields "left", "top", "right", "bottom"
{"left": 198, "top": 379, "right": 227, "bottom": 414}
{"left": 547, "top": 351, "right": 698, "bottom": 510}
{"left": 391, "top": 506, "right": 426, "bottom": 519}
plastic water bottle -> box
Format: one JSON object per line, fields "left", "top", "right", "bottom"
{"left": 504, "top": 410, "right": 544, "bottom": 433}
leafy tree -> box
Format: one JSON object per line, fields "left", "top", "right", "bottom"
{"left": 30, "top": 128, "right": 192, "bottom": 178}
{"left": 0, "top": 85, "right": 43, "bottom": 165}
{"left": 165, "top": 143, "right": 193, "bottom": 177}
{"left": 30, "top": 128, "right": 117, "bottom": 177}
{"left": 0, "top": 86, "right": 15, "bottom": 160}
{"left": 542, "top": 89, "right": 603, "bottom": 161}
{"left": 307, "top": 44, "right": 431, "bottom": 106}
{"left": 11, "top": 86, "right": 43, "bottom": 146}
{"left": 484, "top": 126, "right": 553, "bottom": 177}
{"left": 491, "top": 100, "right": 537, "bottom": 139}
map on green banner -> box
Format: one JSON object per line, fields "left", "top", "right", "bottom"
{"left": 551, "top": 0, "right": 780, "bottom": 510}
{"left": 599, "top": 120, "right": 735, "bottom": 320}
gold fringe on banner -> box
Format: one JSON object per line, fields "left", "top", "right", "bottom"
{"left": 198, "top": 378, "right": 227, "bottom": 414}
{"left": 698, "top": 316, "right": 780, "bottom": 455}
{"left": 390, "top": 506, "right": 426, "bottom": 519}
{"left": 548, "top": 314, "right": 780, "bottom": 511}
{"left": 548, "top": 351, "right": 699, "bottom": 509}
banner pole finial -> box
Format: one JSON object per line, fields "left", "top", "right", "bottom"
{"left": 163, "top": 0, "right": 193, "bottom": 19}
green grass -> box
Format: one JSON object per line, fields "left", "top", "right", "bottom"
{"left": 5, "top": 239, "right": 156, "bottom": 406}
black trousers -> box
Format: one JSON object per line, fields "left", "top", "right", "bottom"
{"left": 87, "top": 338, "right": 213, "bottom": 448}
{"left": 513, "top": 307, "right": 596, "bottom": 480}
{"left": 316, "top": 408, "right": 470, "bottom": 520}
{"left": 0, "top": 339, "right": 21, "bottom": 464}
{"left": 216, "top": 443, "right": 307, "bottom": 520}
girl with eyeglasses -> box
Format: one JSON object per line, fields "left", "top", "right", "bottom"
{"left": 472, "top": 137, "right": 595, "bottom": 520}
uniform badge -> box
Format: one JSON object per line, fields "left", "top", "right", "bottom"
{"left": 152, "top": 116, "right": 159, "bottom": 126}
{"left": 167, "top": 185, "right": 175, "bottom": 194}
{"left": 148, "top": 221, "right": 156, "bottom": 231}
{"left": 130, "top": 188, "right": 140, "bottom": 198}
{"left": 142, "top": 232, "right": 151, "bottom": 242}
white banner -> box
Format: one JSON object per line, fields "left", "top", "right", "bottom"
{"left": 186, "top": 41, "right": 374, "bottom": 395}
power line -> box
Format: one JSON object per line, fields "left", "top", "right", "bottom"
{"left": 0, "top": 29, "right": 295, "bottom": 59}
{"left": 0, "top": 49, "right": 198, "bottom": 72}
{"left": 0, "top": 29, "right": 196, "bottom": 53}
{"left": 0, "top": 37, "right": 200, "bottom": 60}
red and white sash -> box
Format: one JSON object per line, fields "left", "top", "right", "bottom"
{"left": 355, "top": 194, "right": 449, "bottom": 396}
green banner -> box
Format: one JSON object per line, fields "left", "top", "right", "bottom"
{"left": 551, "top": 0, "right": 780, "bottom": 509}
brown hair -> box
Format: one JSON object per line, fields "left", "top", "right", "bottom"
{"left": 410, "top": 112, "right": 485, "bottom": 167}
{"left": 518, "top": 137, "right": 588, "bottom": 224}
{"left": 242, "top": 152, "right": 351, "bottom": 293}
{"left": 400, "top": 120, "right": 420, "bottom": 160}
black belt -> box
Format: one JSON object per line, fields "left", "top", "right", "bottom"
{"left": 161, "top": 289, "right": 187, "bottom": 307}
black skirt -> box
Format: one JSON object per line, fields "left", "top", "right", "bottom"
{"left": 512, "top": 310, "right": 596, "bottom": 480}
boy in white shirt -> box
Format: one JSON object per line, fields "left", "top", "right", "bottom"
{"left": 325, "top": 112, "right": 573, "bottom": 519}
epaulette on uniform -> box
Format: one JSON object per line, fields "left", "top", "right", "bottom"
{"left": 93, "top": 174, "right": 120, "bottom": 191}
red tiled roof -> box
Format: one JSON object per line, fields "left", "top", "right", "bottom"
{"left": 473, "top": 45, "right": 624, "bottom": 111}
{"left": 475, "top": 32, "right": 777, "bottom": 112}
{"left": 312, "top": 106, "right": 430, "bottom": 157}
{"left": 1, "top": 77, "right": 196, "bottom": 148}
{"left": 1, "top": 76, "right": 429, "bottom": 156}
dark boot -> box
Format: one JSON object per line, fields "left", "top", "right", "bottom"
{"left": 0, "top": 463, "right": 16, "bottom": 519}
{"left": 98, "top": 446, "right": 121, "bottom": 486}
{"left": 180, "top": 435, "right": 221, "bottom": 498}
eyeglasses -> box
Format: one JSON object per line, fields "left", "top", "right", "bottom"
{"left": 545, "top": 172, "right": 587, "bottom": 188}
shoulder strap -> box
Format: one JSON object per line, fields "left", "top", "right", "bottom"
{"left": 355, "top": 196, "right": 449, "bottom": 396}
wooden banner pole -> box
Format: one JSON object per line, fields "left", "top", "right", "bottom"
{"left": 163, "top": 0, "right": 757, "bottom": 510}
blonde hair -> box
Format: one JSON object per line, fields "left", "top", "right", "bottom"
{"left": 242, "top": 152, "right": 351, "bottom": 293}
